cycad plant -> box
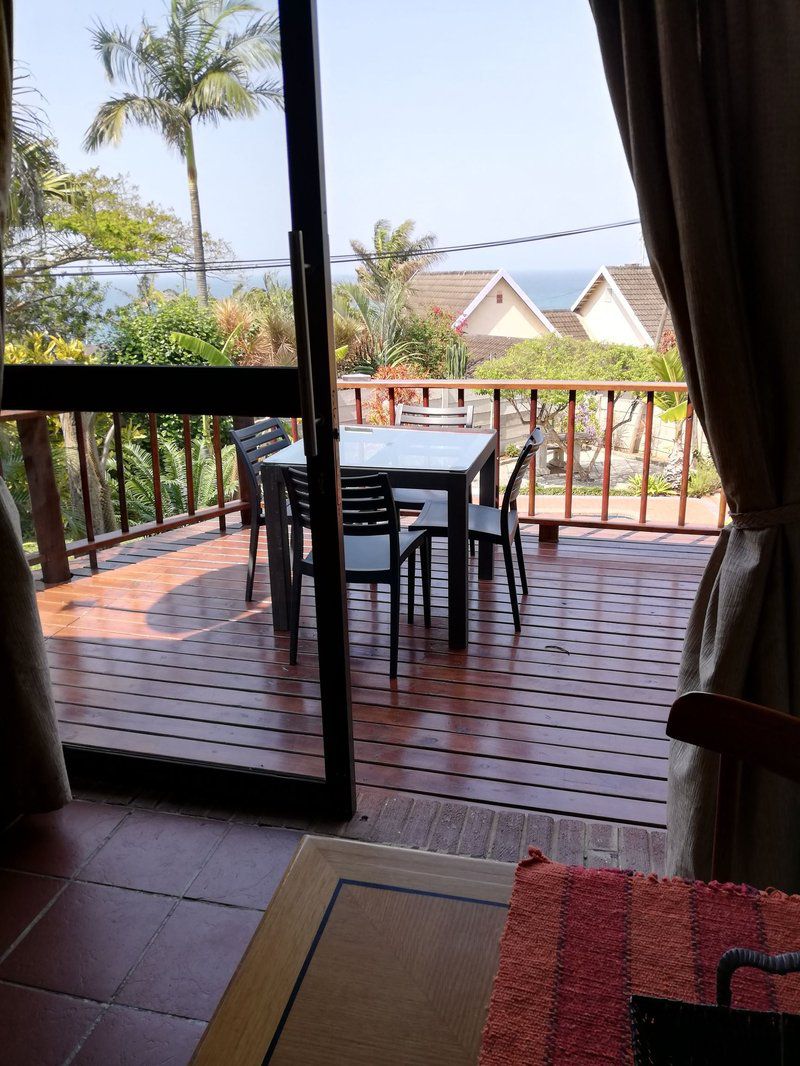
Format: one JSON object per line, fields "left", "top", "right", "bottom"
{"left": 84, "top": 0, "right": 282, "bottom": 303}
{"left": 335, "top": 281, "right": 420, "bottom": 374}
{"left": 111, "top": 437, "right": 238, "bottom": 524}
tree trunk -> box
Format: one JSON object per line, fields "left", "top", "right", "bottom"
{"left": 184, "top": 126, "right": 208, "bottom": 305}
{"left": 61, "top": 413, "right": 115, "bottom": 535}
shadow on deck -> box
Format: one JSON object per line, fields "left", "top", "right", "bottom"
{"left": 36, "top": 520, "right": 714, "bottom": 829}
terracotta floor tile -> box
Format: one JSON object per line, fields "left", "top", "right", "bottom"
{"left": 0, "top": 871, "right": 63, "bottom": 955}
{"left": 0, "top": 982, "right": 101, "bottom": 1066}
{"left": 79, "top": 811, "right": 227, "bottom": 895}
{"left": 0, "top": 882, "right": 174, "bottom": 1001}
{"left": 73, "top": 1005, "right": 205, "bottom": 1066}
{"left": 0, "top": 802, "right": 128, "bottom": 878}
{"left": 186, "top": 825, "right": 299, "bottom": 909}
{"left": 117, "top": 900, "right": 261, "bottom": 1021}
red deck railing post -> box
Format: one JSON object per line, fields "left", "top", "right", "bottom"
{"left": 457, "top": 387, "right": 465, "bottom": 407}
{"left": 527, "top": 388, "right": 538, "bottom": 517}
{"left": 639, "top": 391, "right": 655, "bottom": 524}
{"left": 600, "top": 390, "right": 615, "bottom": 522}
{"left": 388, "top": 387, "right": 396, "bottom": 425}
{"left": 718, "top": 488, "right": 728, "bottom": 528}
{"left": 355, "top": 388, "right": 363, "bottom": 424}
{"left": 182, "top": 415, "right": 195, "bottom": 516}
{"left": 493, "top": 389, "right": 501, "bottom": 506}
{"left": 212, "top": 415, "right": 227, "bottom": 532}
{"left": 677, "top": 401, "right": 694, "bottom": 527}
{"left": 422, "top": 386, "right": 430, "bottom": 407}
{"left": 111, "top": 412, "right": 129, "bottom": 534}
{"left": 148, "top": 412, "right": 164, "bottom": 526}
{"left": 564, "top": 389, "right": 577, "bottom": 520}
{"left": 74, "top": 411, "right": 98, "bottom": 569}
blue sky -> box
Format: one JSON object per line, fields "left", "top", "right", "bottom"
{"left": 16, "top": 1, "right": 642, "bottom": 282}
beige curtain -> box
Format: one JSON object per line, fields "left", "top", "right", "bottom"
{"left": 590, "top": 0, "right": 800, "bottom": 890}
{"left": 0, "top": 0, "right": 71, "bottom": 814}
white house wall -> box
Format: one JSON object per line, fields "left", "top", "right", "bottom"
{"left": 577, "top": 281, "right": 652, "bottom": 346}
{"left": 461, "top": 279, "right": 550, "bottom": 339}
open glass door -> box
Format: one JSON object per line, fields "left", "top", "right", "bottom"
{"left": 5, "top": 0, "right": 354, "bottom": 818}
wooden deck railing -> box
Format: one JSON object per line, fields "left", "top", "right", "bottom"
{"left": 337, "top": 378, "right": 726, "bottom": 540}
{"left": 2, "top": 376, "right": 724, "bottom": 583}
{"left": 0, "top": 408, "right": 257, "bottom": 582}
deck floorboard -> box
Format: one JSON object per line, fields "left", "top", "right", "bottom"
{"left": 36, "top": 520, "right": 713, "bottom": 827}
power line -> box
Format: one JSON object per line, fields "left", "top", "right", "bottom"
{"left": 21, "top": 218, "right": 641, "bottom": 280}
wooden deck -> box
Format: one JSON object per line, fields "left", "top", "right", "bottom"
{"left": 36, "top": 520, "right": 714, "bottom": 828}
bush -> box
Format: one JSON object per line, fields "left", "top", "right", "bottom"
{"left": 626, "top": 472, "right": 673, "bottom": 497}
{"left": 473, "top": 333, "right": 655, "bottom": 391}
{"left": 399, "top": 308, "right": 461, "bottom": 378}
{"left": 687, "top": 456, "right": 721, "bottom": 498}
{"left": 101, "top": 294, "right": 224, "bottom": 368}
{"left": 365, "top": 363, "right": 425, "bottom": 425}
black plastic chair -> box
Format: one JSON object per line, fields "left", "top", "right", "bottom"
{"left": 411, "top": 427, "right": 544, "bottom": 631}
{"left": 230, "top": 418, "right": 292, "bottom": 601}
{"left": 392, "top": 403, "right": 475, "bottom": 513}
{"left": 283, "top": 469, "right": 431, "bottom": 678}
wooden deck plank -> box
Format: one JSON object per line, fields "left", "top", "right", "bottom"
{"left": 37, "top": 521, "right": 711, "bottom": 827}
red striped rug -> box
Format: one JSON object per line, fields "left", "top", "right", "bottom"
{"left": 480, "top": 850, "right": 800, "bottom": 1065}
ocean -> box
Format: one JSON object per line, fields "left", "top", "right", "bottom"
{"left": 98, "top": 267, "right": 592, "bottom": 316}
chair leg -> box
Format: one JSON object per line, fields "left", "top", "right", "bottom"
{"left": 502, "top": 537, "right": 521, "bottom": 632}
{"left": 407, "top": 550, "right": 415, "bottom": 624}
{"left": 514, "top": 526, "right": 528, "bottom": 595}
{"left": 421, "top": 538, "right": 432, "bottom": 627}
{"left": 390, "top": 577, "right": 400, "bottom": 679}
{"left": 289, "top": 570, "right": 303, "bottom": 665}
{"left": 245, "top": 514, "right": 260, "bottom": 601}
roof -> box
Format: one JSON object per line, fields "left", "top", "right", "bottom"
{"left": 572, "top": 264, "right": 672, "bottom": 344}
{"left": 406, "top": 271, "right": 497, "bottom": 317}
{"left": 544, "top": 309, "right": 589, "bottom": 340}
{"left": 462, "top": 333, "right": 520, "bottom": 367}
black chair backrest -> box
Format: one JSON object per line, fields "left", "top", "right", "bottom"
{"left": 502, "top": 427, "right": 545, "bottom": 520}
{"left": 230, "top": 418, "right": 292, "bottom": 503}
{"left": 396, "top": 403, "right": 474, "bottom": 428}
{"left": 284, "top": 469, "right": 399, "bottom": 538}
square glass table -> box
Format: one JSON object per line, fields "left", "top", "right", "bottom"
{"left": 261, "top": 424, "right": 498, "bottom": 649}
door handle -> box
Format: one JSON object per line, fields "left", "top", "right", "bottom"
{"left": 289, "top": 229, "right": 318, "bottom": 459}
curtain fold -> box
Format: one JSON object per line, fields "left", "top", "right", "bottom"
{"left": 590, "top": 0, "right": 800, "bottom": 889}
{"left": 0, "top": 0, "right": 71, "bottom": 814}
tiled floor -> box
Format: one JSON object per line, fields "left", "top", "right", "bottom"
{"left": 1, "top": 785, "right": 667, "bottom": 1065}
{"left": 0, "top": 801, "right": 300, "bottom": 1065}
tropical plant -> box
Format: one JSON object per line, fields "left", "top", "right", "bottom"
{"left": 85, "top": 0, "right": 282, "bottom": 303}
{"left": 350, "top": 219, "right": 442, "bottom": 298}
{"left": 651, "top": 346, "right": 687, "bottom": 422}
{"left": 110, "top": 437, "right": 238, "bottom": 524}
{"left": 334, "top": 281, "right": 421, "bottom": 374}
{"left": 398, "top": 306, "right": 461, "bottom": 378}
{"left": 626, "top": 472, "right": 673, "bottom": 497}
{"left": 445, "top": 338, "right": 469, "bottom": 379}
{"left": 169, "top": 327, "right": 242, "bottom": 365}
{"left": 687, "top": 455, "right": 722, "bottom": 498}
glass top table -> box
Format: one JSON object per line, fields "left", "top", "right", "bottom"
{"left": 261, "top": 425, "right": 498, "bottom": 649}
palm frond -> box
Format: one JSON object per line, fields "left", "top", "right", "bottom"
{"left": 84, "top": 95, "right": 187, "bottom": 152}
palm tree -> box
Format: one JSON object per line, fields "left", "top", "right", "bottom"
{"left": 350, "top": 218, "right": 442, "bottom": 298}
{"left": 84, "top": 0, "right": 282, "bottom": 303}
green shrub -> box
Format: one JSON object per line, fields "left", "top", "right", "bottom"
{"left": 687, "top": 457, "right": 721, "bottom": 498}
{"left": 626, "top": 472, "right": 674, "bottom": 497}
{"left": 473, "top": 334, "right": 655, "bottom": 393}
{"left": 101, "top": 294, "right": 224, "bottom": 368}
